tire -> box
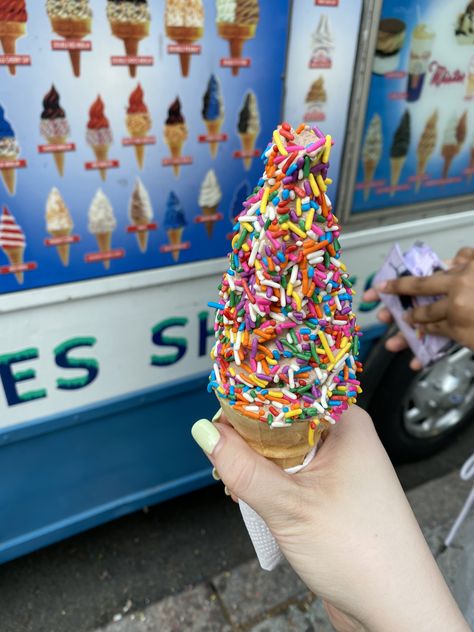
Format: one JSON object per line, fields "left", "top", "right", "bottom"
{"left": 360, "top": 335, "right": 474, "bottom": 463}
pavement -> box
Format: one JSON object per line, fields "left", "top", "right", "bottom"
{"left": 0, "top": 420, "right": 473, "bottom": 632}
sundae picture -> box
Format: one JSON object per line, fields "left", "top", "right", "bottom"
{"left": 361, "top": 113, "right": 382, "bottom": 201}
{"left": 88, "top": 189, "right": 117, "bottom": 269}
{"left": 415, "top": 111, "right": 437, "bottom": 192}
{"left": 441, "top": 111, "right": 467, "bottom": 180}
{"left": 373, "top": 18, "right": 406, "bottom": 75}
{"left": 107, "top": 0, "right": 151, "bottom": 77}
{"left": 45, "top": 187, "right": 74, "bottom": 266}
{"left": 164, "top": 0, "right": 204, "bottom": 77}
{"left": 164, "top": 191, "right": 187, "bottom": 262}
{"left": 0, "top": 0, "right": 27, "bottom": 75}
{"left": 202, "top": 74, "right": 224, "bottom": 159}
{"left": 406, "top": 23, "right": 435, "bottom": 103}
{"left": 128, "top": 177, "right": 153, "bottom": 252}
{"left": 305, "top": 77, "right": 327, "bottom": 121}
{"left": 126, "top": 84, "right": 152, "bottom": 169}
{"left": 237, "top": 90, "right": 260, "bottom": 171}
{"left": 198, "top": 169, "right": 222, "bottom": 238}
{"left": 216, "top": 0, "right": 259, "bottom": 76}
{"left": 309, "top": 15, "right": 334, "bottom": 68}
{"left": 46, "top": 0, "right": 92, "bottom": 77}
{"left": 0, "top": 206, "right": 26, "bottom": 284}
{"left": 40, "top": 85, "right": 71, "bottom": 177}
{"left": 0, "top": 104, "right": 20, "bottom": 196}
{"left": 86, "top": 96, "right": 113, "bottom": 181}
{"left": 455, "top": 1, "right": 474, "bottom": 45}
{"left": 390, "top": 110, "right": 410, "bottom": 194}
{"left": 163, "top": 97, "right": 188, "bottom": 177}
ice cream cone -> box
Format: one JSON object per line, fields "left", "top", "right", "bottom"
{"left": 167, "top": 139, "right": 184, "bottom": 177}
{"left": 50, "top": 17, "right": 92, "bottom": 77}
{"left": 469, "top": 148, "right": 474, "bottom": 183}
{"left": 1, "top": 157, "right": 17, "bottom": 196}
{"left": 95, "top": 231, "right": 112, "bottom": 270}
{"left": 415, "top": 155, "right": 429, "bottom": 192}
{"left": 217, "top": 23, "right": 256, "bottom": 76}
{"left": 390, "top": 156, "right": 406, "bottom": 195}
{"left": 466, "top": 74, "right": 474, "bottom": 100}
{"left": 50, "top": 228, "right": 72, "bottom": 265}
{"left": 166, "top": 25, "right": 203, "bottom": 77}
{"left": 219, "top": 398, "right": 327, "bottom": 469}
{"left": 92, "top": 144, "right": 110, "bottom": 181}
{"left": 441, "top": 145, "right": 458, "bottom": 179}
{"left": 136, "top": 228, "right": 148, "bottom": 253}
{"left": 362, "top": 159, "right": 377, "bottom": 201}
{"left": 205, "top": 119, "right": 223, "bottom": 158}
{"left": 110, "top": 21, "right": 150, "bottom": 78}
{"left": 167, "top": 227, "right": 183, "bottom": 262}
{"left": 4, "top": 246, "right": 24, "bottom": 284}
{"left": 0, "top": 21, "right": 26, "bottom": 75}
{"left": 46, "top": 135, "right": 67, "bottom": 176}
{"left": 132, "top": 137, "right": 146, "bottom": 169}
{"left": 239, "top": 132, "right": 257, "bottom": 171}
{"left": 202, "top": 205, "right": 218, "bottom": 238}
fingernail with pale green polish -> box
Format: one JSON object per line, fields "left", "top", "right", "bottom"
{"left": 192, "top": 419, "right": 221, "bottom": 455}
{"left": 212, "top": 407, "right": 222, "bottom": 423}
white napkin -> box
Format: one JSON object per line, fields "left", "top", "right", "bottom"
{"left": 238, "top": 446, "right": 317, "bottom": 571}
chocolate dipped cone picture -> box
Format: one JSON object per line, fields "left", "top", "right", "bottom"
{"left": 40, "top": 86, "right": 71, "bottom": 177}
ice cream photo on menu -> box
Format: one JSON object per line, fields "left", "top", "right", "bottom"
{"left": 237, "top": 90, "right": 260, "bottom": 171}
{"left": 0, "top": 206, "right": 26, "bottom": 284}
{"left": 202, "top": 74, "right": 224, "bottom": 159}
{"left": 309, "top": 15, "right": 334, "bottom": 69}
{"left": 0, "top": 104, "right": 20, "bottom": 196}
{"left": 198, "top": 169, "right": 222, "bottom": 238}
{"left": 361, "top": 113, "right": 382, "bottom": 201}
{"left": 373, "top": 18, "right": 406, "bottom": 75}
{"left": 88, "top": 188, "right": 117, "bottom": 269}
{"left": 126, "top": 84, "right": 152, "bottom": 169}
{"left": 406, "top": 23, "right": 435, "bottom": 103}
{"left": 164, "top": 191, "right": 187, "bottom": 262}
{"left": 441, "top": 111, "right": 467, "bottom": 180}
{"left": 390, "top": 109, "right": 410, "bottom": 195}
{"left": 107, "top": 0, "right": 151, "bottom": 78}
{"left": 466, "top": 55, "right": 474, "bottom": 100}
{"left": 46, "top": 0, "right": 92, "bottom": 77}
{"left": 45, "top": 187, "right": 74, "bottom": 266}
{"left": 305, "top": 77, "right": 327, "bottom": 122}
{"left": 164, "top": 0, "right": 204, "bottom": 77}
{"left": 215, "top": 0, "right": 259, "bottom": 76}
{"left": 468, "top": 132, "right": 474, "bottom": 182}
{"left": 128, "top": 177, "right": 153, "bottom": 253}
{"left": 86, "top": 95, "right": 113, "bottom": 182}
{"left": 207, "top": 121, "right": 361, "bottom": 467}
{"left": 0, "top": 0, "right": 27, "bottom": 75}
{"left": 415, "top": 110, "right": 437, "bottom": 193}
{"left": 163, "top": 97, "right": 188, "bottom": 178}
{"left": 456, "top": 1, "right": 474, "bottom": 45}
{"left": 40, "top": 85, "right": 71, "bottom": 177}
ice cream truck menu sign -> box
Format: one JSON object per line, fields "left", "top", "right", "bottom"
{"left": 0, "top": 1, "right": 289, "bottom": 294}
{"left": 353, "top": 0, "right": 474, "bottom": 214}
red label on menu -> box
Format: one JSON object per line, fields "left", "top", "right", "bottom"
{"left": 111, "top": 56, "right": 154, "bottom": 67}
{"left": 233, "top": 149, "right": 260, "bottom": 159}
{"left": 167, "top": 43, "right": 201, "bottom": 55}
{"left": 51, "top": 40, "right": 92, "bottom": 51}
{"left": 194, "top": 212, "right": 223, "bottom": 224}
{"left": 315, "top": 0, "right": 339, "bottom": 6}
{"left": 376, "top": 184, "right": 411, "bottom": 194}
{"left": 355, "top": 179, "right": 386, "bottom": 190}
{"left": 122, "top": 136, "right": 156, "bottom": 146}
{"left": 162, "top": 156, "right": 193, "bottom": 167}
{"left": 389, "top": 91, "right": 408, "bottom": 100}
{"left": 38, "top": 143, "right": 76, "bottom": 154}
{"left": 0, "top": 159, "right": 27, "bottom": 169}
{"left": 160, "top": 242, "right": 191, "bottom": 254}
{"left": 0, "top": 54, "right": 31, "bottom": 66}
{"left": 309, "top": 59, "right": 332, "bottom": 69}
{"left": 464, "top": 167, "right": 474, "bottom": 175}
{"left": 198, "top": 133, "right": 228, "bottom": 143}
{"left": 84, "top": 249, "right": 125, "bottom": 264}
{"left": 44, "top": 235, "right": 81, "bottom": 247}
{"left": 0, "top": 261, "right": 37, "bottom": 275}
{"left": 126, "top": 223, "right": 157, "bottom": 233}
{"left": 303, "top": 112, "right": 326, "bottom": 122}
{"left": 84, "top": 159, "right": 120, "bottom": 170}
{"left": 385, "top": 71, "right": 407, "bottom": 79}
{"left": 220, "top": 57, "right": 251, "bottom": 68}
{"left": 424, "top": 176, "right": 463, "bottom": 186}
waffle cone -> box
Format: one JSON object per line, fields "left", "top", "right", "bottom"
{"left": 167, "top": 227, "right": 183, "bottom": 262}
{"left": 362, "top": 159, "right": 376, "bottom": 201}
{"left": 202, "top": 205, "right": 218, "bottom": 238}
{"left": 50, "top": 228, "right": 72, "bottom": 265}
{"left": 133, "top": 142, "right": 146, "bottom": 169}
{"left": 47, "top": 135, "right": 67, "bottom": 176}
{"left": 166, "top": 25, "right": 203, "bottom": 77}
{"left": 390, "top": 156, "right": 406, "bottom": 196}
{"left": 50, "top": 17, "right": 91, "bottom": 77}
{"left": 4, "top": 246, "right": 24, "bottom": 284}
{"left": 167, "top": 139, "right": 184, "bottom": 177}
{"left": 0, "top": 21, "right": 26, "bottom": 75}
{"left": 92, "top": 144, "right": 110, "bottom": 181}
{"left": 441, "top": 144, "right": 459, "bottom": 179}
{"left": 1, "top": 157, "right": 16, "bottom": 195}
{"left": 110, "top": 21, "right": 149, "bottom": 77}
{"left": 205, "top": 119, "right": 223, "bottom": 158}
{"left": 239, "top": 132, "right": 256, "bottom": 170}
{"left": 415, "top": 154, "right": 430, "bottom": 192}
{"left": 217, "top": 22, "right": 256, "bottom": 76}
{"left": 219, "top": 398, "right": 326, "bottom": 469}
{"left": 95, "top": 231, "right": 112, "bottom": 269}
{"left": 136, "top": 228, "right": 149, "bottom": 253}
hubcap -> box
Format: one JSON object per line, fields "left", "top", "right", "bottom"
{"left": 402, "top": 346, "right": 474, "bottom": 439}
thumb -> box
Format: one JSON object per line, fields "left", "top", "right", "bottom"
{"left": 191, "top": 417, "right": 293, "bottom": 522}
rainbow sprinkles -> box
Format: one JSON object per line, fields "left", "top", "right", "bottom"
{"left": 208, "top": 122, "right": 362, "bottom": 446}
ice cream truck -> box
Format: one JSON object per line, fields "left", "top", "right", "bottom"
{"left": 0, "top": 0, "right": 473, "bottom": 563}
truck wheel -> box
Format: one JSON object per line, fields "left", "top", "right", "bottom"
{"left": 360, "top": 339, "right": 474, "bottom": 463}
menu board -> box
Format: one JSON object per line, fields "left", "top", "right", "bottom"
{"left": 283, "top": 0, "right": 363, "bottom": 206}
{"left": 0, "top": 1, "right": 289, "bottom": 294}
{"left": 352, "top": 0, "right": 474, "bottom": 213}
